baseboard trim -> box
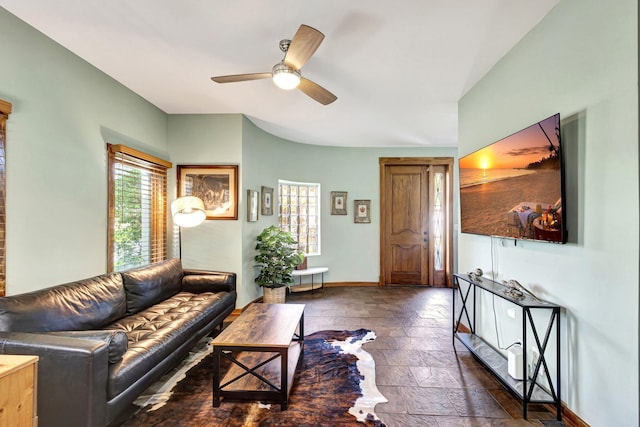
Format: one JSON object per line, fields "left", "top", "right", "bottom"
{"left": 546, "top": 402, "right": 589, "bottom": 427}
{"left": 454, "top": 322, "right": 471, "bottom": 334}
{"left": 324, "top": 281, "right": 379, "bottom": 288}
{"left": 229, "top": 295, "right": 263, "bottom": 317}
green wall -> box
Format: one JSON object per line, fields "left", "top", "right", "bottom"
{"left": 0, "top": 5, "right": 457, "bottom": 307}
{"left": 7, "top": 2, "right": 638, "bottom": 423}
{"left": 241, "top": 118, "right": 456, "bottom": 305}
{"left": 0, "top": 7, "right": 168, "bottom": 293}
{"left": 458, "top": 0, "right": 638, "bottom": 425}
{"left": 165, "top": 115, "right": 458, "bottom": 308}
{"left": 166, "top": 114, "right": 244, "bottom": 285}
{"left": 167, "top": 113, "right": 456, "bottom": 308}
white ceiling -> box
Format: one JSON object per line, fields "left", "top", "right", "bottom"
{"left": 1, "top": 1, "right": 559, "bottom": 147}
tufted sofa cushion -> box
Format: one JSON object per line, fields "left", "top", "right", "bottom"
{"left": 121, "top": 259, "right": 183, "bottom": 315}
{"left": 105, "top": 290, "right": 235, "bottom": 399}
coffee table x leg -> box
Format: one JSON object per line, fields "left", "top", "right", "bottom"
{"left": 212, "top": 313, "right": 304, "bottom": 410}
{"left": 212, "top": 345, "right": 290, "bottom": 409}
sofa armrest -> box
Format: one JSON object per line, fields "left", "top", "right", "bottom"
{"left": 0, "top": 331, "right": 110, "bottom": 427}
{"left": 182, "top": 270, "right": 236, "bottom": 293}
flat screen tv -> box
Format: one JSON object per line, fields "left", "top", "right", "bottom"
{"left": 459, "top": 113, "right": 566, "bottom": 243}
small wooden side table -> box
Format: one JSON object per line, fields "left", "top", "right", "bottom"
{"left": 0, "top": 354, "right": 39, "bottom": 427}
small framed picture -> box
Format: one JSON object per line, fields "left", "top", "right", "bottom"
{"left": 247, "top": 189, "right": 259, "bottom": 222}
{"left": 331, "top": 191, "right": 348, "bottom": 215}
{"left": 354, "top": 200, "right": 371, "bottom": 223}
{"left": 261, "top": 186, "right": 274, "bottom": 216}
{"left": 177, "top": 165, "right": 238, "bottom": 220}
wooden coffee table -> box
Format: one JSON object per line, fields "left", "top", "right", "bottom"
{"left": 211, "top": 303, "right": 305, "bottom": 410}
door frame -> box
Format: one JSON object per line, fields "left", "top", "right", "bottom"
{"left": 379, "top": 157, "right": 454, "bottom": 287}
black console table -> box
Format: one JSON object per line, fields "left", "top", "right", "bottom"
{"left": 452, "top": 273, "right": 562, "bottom": 421}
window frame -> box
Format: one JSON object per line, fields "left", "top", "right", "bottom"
{"left": 107, "top": 144, "right": 172, "bottom": 272}
{"left": 278, "top": 180, "right": 321, "bottom": 256}
{"left": 0, "top": 100, "right": 11, "bottom": 296}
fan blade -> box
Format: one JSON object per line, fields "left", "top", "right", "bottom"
{"left": 211, "top": 73, "right": 271, "bottom": 84}
{"left": 298, "top": 78, "right": 337, "bottom": 105}
{"left": 284, "top": 25, "right": 324, "bottom": 71}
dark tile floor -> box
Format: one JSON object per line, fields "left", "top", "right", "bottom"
{"left": 287, "top": 285, "right": 561, "bottom": 427}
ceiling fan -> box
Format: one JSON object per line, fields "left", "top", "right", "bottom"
{"left": 211, "top": 24, "right": 337, "bottom": 105}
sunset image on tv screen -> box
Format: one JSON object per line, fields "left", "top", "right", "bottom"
{"left": 459, "top": 114, "right": 564, "bottom": 243}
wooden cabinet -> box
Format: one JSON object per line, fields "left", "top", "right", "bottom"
{"left": 0, "top": 355, "right": 38, "bottom": 427}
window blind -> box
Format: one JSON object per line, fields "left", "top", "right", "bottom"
{"left": 107, "top": 144, "right": 171, "bottom": 272}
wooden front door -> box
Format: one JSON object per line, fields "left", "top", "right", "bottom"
{"left": 382, "top": 165, "right": 429, "bottom": 285}
{"left": 380, "top": 158, "right": 452, "bottom": 287}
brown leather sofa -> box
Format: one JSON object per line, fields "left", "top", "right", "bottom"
{"left": 0, "top": 258, "right": 236, "bottom": 427}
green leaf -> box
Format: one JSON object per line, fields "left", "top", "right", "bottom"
{"left": 254, "top": 225, "right": 305, "bottom": 288}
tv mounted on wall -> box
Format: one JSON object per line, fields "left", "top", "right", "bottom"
{"left": 459, "top": 113, "right": 566, "bottom": 243}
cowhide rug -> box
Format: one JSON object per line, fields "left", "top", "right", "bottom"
{"left": 121, "top": 329, "right": 387, "bottom": 426}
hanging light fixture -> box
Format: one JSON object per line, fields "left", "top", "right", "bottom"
{"left": 272, "top": 61, "right": 301, "bottom": 90}
{"left": 171, "top": 196, "right": 206, "bottom": 228}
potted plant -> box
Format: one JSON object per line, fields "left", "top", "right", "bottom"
{"left": 254, "top": 225, "right": 305, "bottom": 303}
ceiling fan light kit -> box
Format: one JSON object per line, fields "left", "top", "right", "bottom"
{"left": 211, "top": 24, "right": 337, "bottom": 105}
{"left": 272, "top": 61, "right": 300, "bottom": 90}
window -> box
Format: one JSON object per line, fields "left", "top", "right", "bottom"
{"left": 278, "top": 180, "right": 320, "bottom": 256}
{"left": 433, "top": 171, "right": 444, "bottom": 271}
{"left": 0, "top": 99, "right": 11, "bottom": 297}
{"left": 107, "top": 144, "right": 172, "bottom": 272}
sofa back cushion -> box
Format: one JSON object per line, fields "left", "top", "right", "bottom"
{"left": 0, "top": 272, "right": 126, "bottom": 332}
{"left": 121, "top": 259, "right": 183, "bottom": 314}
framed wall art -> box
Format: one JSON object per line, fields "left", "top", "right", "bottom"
{"left": 177, "top": 165, "right": 238, "bottom": 220}
{"left": 247, "top": 189, "right": 259, "bottom": 222}
{"left": 261, "top": 186, "right": 274, "bottom": 216}
{"left": 330, "top": 191, "right": 348, "bottom": 215}
{"left": 354, "top": 200, "right": 371, "bottom": 223}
